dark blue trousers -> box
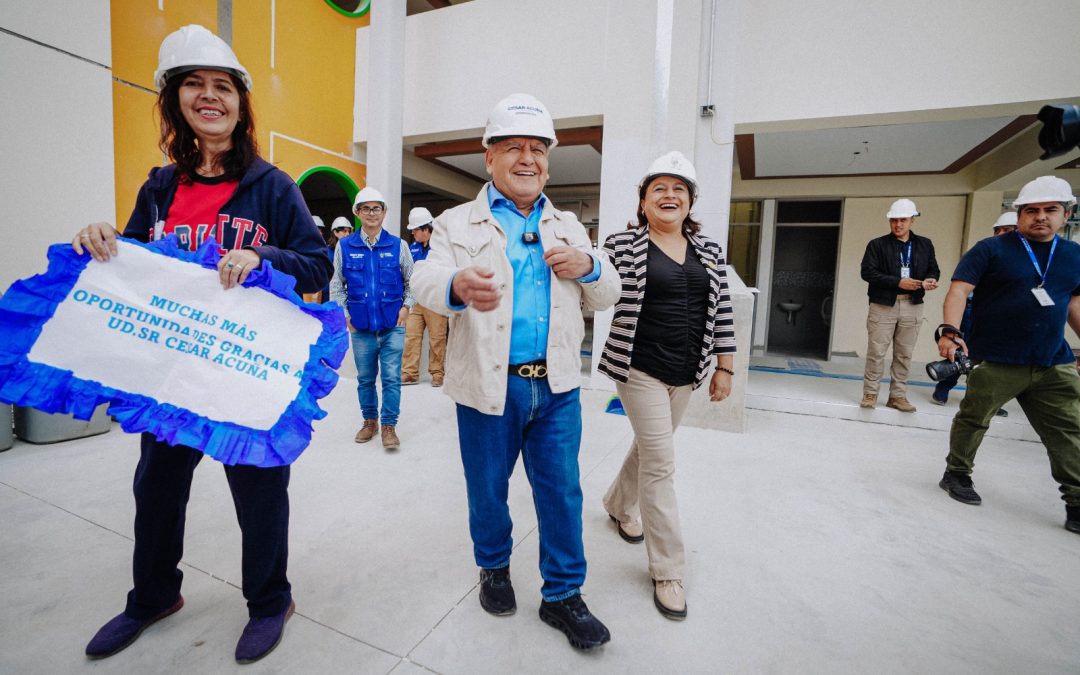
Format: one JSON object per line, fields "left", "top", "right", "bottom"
{"left": 124, "top": 434, "right": 292, "bottom": 620}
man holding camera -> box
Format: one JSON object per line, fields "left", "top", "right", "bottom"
{"left": 860, "top": 199, "right": 940, "bottom": 412}
{"left": 937, "top": 176, "right": 1080, "bottom": 534}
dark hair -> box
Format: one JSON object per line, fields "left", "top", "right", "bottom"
{"left": 157, "top": 72, "right": 259, "bottom": 182}
{"left": 631, "top": 176, "right": 701, "bottom": 235}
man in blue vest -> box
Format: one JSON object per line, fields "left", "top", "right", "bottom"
{"left": 330, "top": 186, "right": 415, "bottom": 450}
{"left": 402, "top": 207, "right": 449, "bottom": 387}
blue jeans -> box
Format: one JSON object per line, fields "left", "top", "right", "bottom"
{"left": 455, "top": 376, "right": 586, "bottom": 602}
{"left": 351, "top": 327, "right": 405, "bottom": 426}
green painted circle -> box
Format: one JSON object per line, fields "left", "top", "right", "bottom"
{"left": 297, "top": 165, "right": 362, "bottom": 228}
{"left": 323, "top": 0, "right": 371, "bottom": 18}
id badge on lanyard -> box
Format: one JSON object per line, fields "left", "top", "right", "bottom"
{"left": 899, "top": 241, "right": 912, "bottom": 279}
{"left": 1019, "top": 232, "right": 1058, "bottom": 307}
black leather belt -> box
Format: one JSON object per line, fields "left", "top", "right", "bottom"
{"left": 509, "top": 361, "right": 548, "bottom": 378}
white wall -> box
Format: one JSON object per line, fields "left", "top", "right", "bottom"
{"left": 356, "top": 0, "right": 1080, "bottom": 143}
{"left": 0, "top": 10, "right": 115, "bottom": 292}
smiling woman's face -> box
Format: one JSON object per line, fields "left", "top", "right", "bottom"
{"left": 640, "top": 175, "right": 690, "bottom": 231}
{"left": 177, "top": 69, "right": 240, "bottom": 145}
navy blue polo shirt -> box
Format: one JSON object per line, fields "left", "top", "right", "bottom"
{"left": 953, "top": 232, "right": 1080, "bottom": 366}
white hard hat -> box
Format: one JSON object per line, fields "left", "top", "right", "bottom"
{"left": 154, "top": 25, "right": 253, "bottom": 91}
{"left": 886, "top": 198, "right": 920, "bottom": 219}
{"left": 312, "top": 215, "right": 325, "bottom": 230}
{"left": 407, "top": 207, "right": 434, "bottom": 230}
{"left": 991, "top": 212, "right": 1018, "bottom": 230}
{"left": 331, "top": 216, "right": 353, "bottom": 231}
{"left": 353, "top": 186, "right": 386, "bottom": 210}
{"left": 482, "top": 93, "right": 558, "bottom": 149}
{"left": 638, "top": 151, "right": 699, "bottom": 200}
{"left": 1013, "top": 176, "right": 1077, "bottom": 208}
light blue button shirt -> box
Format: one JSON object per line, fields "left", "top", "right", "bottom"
{"left": 446, "top": 184, "right": 600, "bottom": 364}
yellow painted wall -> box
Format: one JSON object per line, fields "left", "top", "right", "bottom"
{"left": 832, "top": 196, "right": 968, "bottom": 363}
{"left": 111, "top": 1, "right": 366, "bottom": 229}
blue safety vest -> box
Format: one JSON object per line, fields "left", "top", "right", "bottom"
{"left": 409, "top": 241, "right": 429, "bottom": 263}
{"left": 340, "top": 230, "right": 404, "bottom": 331}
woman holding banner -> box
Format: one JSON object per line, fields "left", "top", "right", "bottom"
{"left": 72, "top": 25, "right": 331, "bottom": 664}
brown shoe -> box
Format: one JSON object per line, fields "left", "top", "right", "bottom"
{"left": 608, "top": 514, "right": 644, "bottom": 543}
{"left": 354, "top": 420, "right": 378, "bottom": 443}
{"left": 381, "top": 425, "right": 400, "bottom": 450}
{"left": 401, "top": 375, "right": 419, "bottom": 386}
{"left": 886, "top": 397, "right": 917, "bottom": 413}
{"left": 431, "top": 374, "right": 444, "bottom": 387}
{"left": 859, "top": 394, "right": 877, "bottom": 409}
{"left": 653, "top": 579, "right": 687, "bottom": 620}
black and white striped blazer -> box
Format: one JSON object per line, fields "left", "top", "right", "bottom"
{"left": 598, "top": 225, "right": 736, "bottom": 389}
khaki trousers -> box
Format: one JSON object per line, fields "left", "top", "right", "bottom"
{"left": 603, "top": 368, "right": 693, "bottom": 581}
{"left": 401, "top": 304, "right": 448, "bottom": 379}
{"left": 863, "top": 297, "right": 923, "bottom": 399}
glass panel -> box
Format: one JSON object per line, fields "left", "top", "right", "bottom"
{"left": 777, "top": 200, "right": 841, "bottom": 224}
{"left": 727, "top": 224, "right": 760, "bottom": 287}
{"left": 729, "top": 201, "right": 762, "bottom": 225}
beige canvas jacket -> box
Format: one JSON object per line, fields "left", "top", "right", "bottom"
{"left": 410, "top": 184, "right": 619, "bottom": 415}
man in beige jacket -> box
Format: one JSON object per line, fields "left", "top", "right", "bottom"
{"left": 411, "top": 93, "right": 619, "bottom": 651}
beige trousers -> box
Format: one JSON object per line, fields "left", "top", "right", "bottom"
{"left": 401, "top": 304, "right": 448, "bottom": 379}
{"left": 863, "top": 297, "right": 924, "bottom": 399}
{"left": 603, "top": 367, "right": 693, "bottom": 581}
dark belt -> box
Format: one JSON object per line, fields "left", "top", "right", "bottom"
{"left": 509, "top": 361, "right": 548, "bottom": 379}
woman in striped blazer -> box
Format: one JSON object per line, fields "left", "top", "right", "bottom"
{"left": 598, "top": 151, "right": 736, "bottom": 621}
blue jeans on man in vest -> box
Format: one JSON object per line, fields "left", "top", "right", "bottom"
{"left": 351, "top": 326, "right": 405, "bottom": 426}
{"left": 455, "top": 375, "right": 586, "bottom": 602}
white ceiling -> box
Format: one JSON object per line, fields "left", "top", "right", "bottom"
{"left": 752, "top": 117, "right": 1018, "bottom": 177}
{"left": 436, "top": 144, "right": 603, "bottom": 186}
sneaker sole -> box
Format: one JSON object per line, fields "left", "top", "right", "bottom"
{"left": 86, "top": 596, "right": 184, "bottom": 660}
{"left": 929, "top": 399, "right": 946, "bottom": 406}
{"left": 538, "top": 608, "right": 610, "bottom": 650}
{"left": 236, "top": 601, "right": 294, "bottom": 665}
{"left": 1066, "top": 521, "right": 1080, "bottom": 534}
{"left": 653, "top": 592, "right": 688, "bottom": 621}
{"left": 938, "top": 479, "right": 982, "bottom": 505}
{"left": 479, "top": 593, "right": 516, "bottom": 617}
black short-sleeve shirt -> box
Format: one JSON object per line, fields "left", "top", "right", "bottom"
{"left": 630, "top": 240, "right": 710, "bottom": 386}
{"left": 952, "top": 232, "right": 1080, "bottom": 366}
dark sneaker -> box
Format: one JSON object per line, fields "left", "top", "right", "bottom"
{"left": 539, "top": 594, "right": 611, "bottom": 650}
{"left": 1066, "top": 506, "right": 1080, "bottom": 534}
{"left": 939, "top": 470, "right": 982, "bottom": 505}
{"left": 995, "top": 408, "right": 1008, "bottom": 418}
{"left": 930, "top": 392, "right": 947, "bottom": 406}
{"left": 235, "top": 600, "right": 295, "bottom": 664}
{"left": 479, "top": 567, "right": 516, "bottom": 616}
{"left": 85, "top": 595, "right": 184, "bottom": 659}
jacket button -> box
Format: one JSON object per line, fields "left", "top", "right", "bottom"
{"left": 469, "top": 246, "right": 477, "bottom": 254}
{"left": 497, "top": 324, "right": 505, "bottom": 331}
{"left": 494, "top": 364, "right": 502, "bottom": 371}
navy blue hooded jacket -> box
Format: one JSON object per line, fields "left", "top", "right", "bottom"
{"left": 123, "top": 157, "right": 332, "bottom": 294}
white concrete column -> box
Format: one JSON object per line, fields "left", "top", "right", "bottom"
{"left": 754, "top": 199, "right": 777, "bottom": 353}
{"left": 590, "top": 0, "right": 703, "bottom": 389}
{"left": 365, "top": 0, "right": 406, "bottom": 235}
{"left": 692, "top": 0, "right": 739, "bottom": 249}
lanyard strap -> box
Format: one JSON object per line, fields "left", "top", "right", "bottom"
{"left": 1017, "top": 232, "right": 1058, "bottom": 287}
{"left": 898, "top": 241, "right": 912, "bottom": 268}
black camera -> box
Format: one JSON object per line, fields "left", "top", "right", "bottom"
{"left": 926, "top": 349, "right": 973, "bottom": 382}
{"left": 1037, "top": 104, "right": 1080, "bottom": 160}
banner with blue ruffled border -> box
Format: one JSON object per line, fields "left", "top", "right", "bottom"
{"left": 0, "top": 236, "right": 348, "bottom": 467}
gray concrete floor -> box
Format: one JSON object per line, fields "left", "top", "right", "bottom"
{"left": 2, "top": 369, "right": 1079, "bottom": 674}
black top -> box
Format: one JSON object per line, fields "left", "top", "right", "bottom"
{"left": 630, "top": 240, "right": 710, "bottom": 386}
{"left": 860, "top": 232, "right": 940, "bottom": 305}
{"left": 953, "top": 233, "right": 1080, "bottom": 366}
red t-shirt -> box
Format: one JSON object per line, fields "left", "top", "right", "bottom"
{"left": 162, "top": 175, "right": 239, "bottom": 251}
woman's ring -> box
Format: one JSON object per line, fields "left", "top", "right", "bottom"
{"left": 80, "top": 234, "right": 89, "bottom": 240}
{"left": 225, "top": 262, "right": 235, "bottom": 269}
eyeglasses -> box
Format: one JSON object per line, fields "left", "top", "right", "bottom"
{"left": 357, "top": 206, "right": 384, "bottom": 215}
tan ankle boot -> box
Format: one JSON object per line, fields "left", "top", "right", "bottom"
{"left": 354, "top": 420, "right": 378, "bottom": 443}
{"left": 653, "top": 579, "right": 687, "bottom": 620}
{"left": 381, "top": 425, "right": 400, "bottom": 450}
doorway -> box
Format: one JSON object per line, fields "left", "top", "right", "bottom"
{"left": 766, "top": 200, "right": 841, "bottom": 359}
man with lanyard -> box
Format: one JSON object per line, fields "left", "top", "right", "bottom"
{"left": 859, "top": 198, "right": 941, "bottom": 412}
{"left": 930, "top": 212, "right": 1017, "bottom": 412}
{"left": 330, "top": 186, "right": 414, "bottom": 450}
{"left": 936, "top": 176, "right": 1080, "bottom": 535}
{"left": 401, "top": 207, "right": 448, "bottom": 387}
{"left": 411, "top": 93, "right": 620, "bottom": 650}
